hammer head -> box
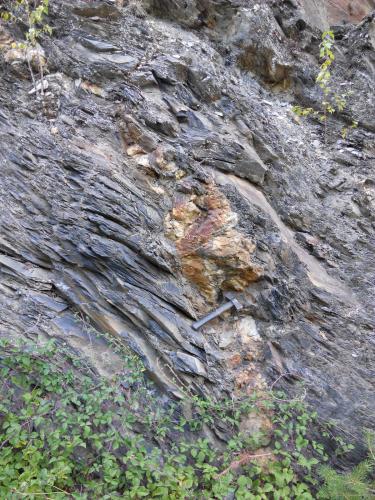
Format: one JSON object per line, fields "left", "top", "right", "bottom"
{"left": 223, "top": 292, "right": 243, "bottom": 311}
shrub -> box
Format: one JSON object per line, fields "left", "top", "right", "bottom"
{"left": 0, "top": 337, "right": 363, "bottom": 498}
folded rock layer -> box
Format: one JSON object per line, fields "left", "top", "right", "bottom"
{"left": 0, "top": 0, "right": 374, "bottom": 452}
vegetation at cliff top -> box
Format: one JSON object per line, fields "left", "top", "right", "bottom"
{"left": 0, "top": 337, "right": 374, "bottom": 499}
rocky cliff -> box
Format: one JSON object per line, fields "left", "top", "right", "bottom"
{"left": 0, "top": 0, "right": 374, "bottom": 456}
{"left": 326, "top": 0, "right": 375, "bottom": 24}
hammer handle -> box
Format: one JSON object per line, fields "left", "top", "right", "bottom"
{"left": 191, "top": 301, "right": 233, "bottom": 330}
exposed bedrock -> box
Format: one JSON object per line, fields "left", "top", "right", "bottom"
{"left": 0, "top": 0, "right": 374, "bottom": 456}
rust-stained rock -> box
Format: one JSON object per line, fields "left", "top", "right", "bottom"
{"left": 120, "top": 114, "right": 158, "bottom": 153}
{"left": 227, "top": 352, "right": 242, "bottom": 369}
{"left": 235, "top": 368, "right": 268, "bottom": 393}
{"left": 72, "top": 1, "right": 123, "bottom": 19}
{"left": 165, "top": 184, "right": 263, "bottom": 301}
{"left": 326, "top": 0, "right": 375, "bottom": 24}
{"left": 80, "top": 80, "right": 105, "bottom": 97}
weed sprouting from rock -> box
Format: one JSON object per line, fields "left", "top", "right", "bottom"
{"left": 1, "top": 0, "right": 51, "bottom": 95}
{"left": 293, "top": 31, "right": 358, "bottom": 142}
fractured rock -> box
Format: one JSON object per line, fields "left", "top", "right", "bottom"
{"left": 165, "top": 185, "right": 263, "bottom": 302}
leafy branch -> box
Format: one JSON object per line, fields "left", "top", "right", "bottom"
{"left": 1, "top": 0, "right": 52, "bottom": 96}
{"left": 293, "top": 30, "right": 358, "bottom": 141}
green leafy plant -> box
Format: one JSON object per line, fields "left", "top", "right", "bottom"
{"left": 292, "top": 30, "right": 358, "bottom": 141}
{"left": 0, "top": 336, "right": 364, "bottom": 499}
{"left": 1, "top": 0, "right": 52, "bottom": 95}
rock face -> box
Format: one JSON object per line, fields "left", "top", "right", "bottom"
{"left": 326, "top": 0, "right": 375, "bottom": 24}
{"left": 0, "top": 0, "right": 374, "bottom": 454}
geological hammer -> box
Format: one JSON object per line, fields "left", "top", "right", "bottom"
{"left": 192, "top": 292, "right": 243, "bottom": 330}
